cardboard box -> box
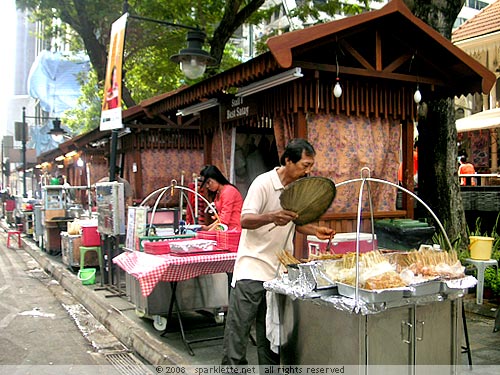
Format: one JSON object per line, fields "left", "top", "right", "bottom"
{"left": 44, "top": 209, "right": 66, "bottom": 221}
{"left": 307, "top": 232, "right": 377, "bottom": 256}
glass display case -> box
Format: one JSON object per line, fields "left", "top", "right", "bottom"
{"left": 96, "top": 182, "right": 125, "bottom": 235}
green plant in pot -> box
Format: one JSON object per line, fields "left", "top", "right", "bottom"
{"left": 469, "top": 213, "right": 500, "bottom": 299}
{"left": 484, "top": 268, "right": 500, "bottom": 300}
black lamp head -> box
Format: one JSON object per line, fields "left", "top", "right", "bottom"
{"left": 48, "top": 118, "right": 68, "bottom": 136}
{"left": 170, "top": 30, "right": 216, "bottom": 80}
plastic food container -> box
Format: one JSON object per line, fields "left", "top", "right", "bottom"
{"left": 307, "top": 232, "right": 377, "bottom": 256}
{"left": 144, "top": 240, "right": 171, "bottom": 255}
{"left": 217, "top": 231, "right": 241, "bottom": 252}
{"left": 81, "top": 226, "right": 100, "bottom": 246}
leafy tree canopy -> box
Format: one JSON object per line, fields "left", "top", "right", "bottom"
{"left": 15, "top": 0, "right": 374, "bottom": 133}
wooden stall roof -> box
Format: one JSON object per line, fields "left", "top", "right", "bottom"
{"left": 37, "top": 127, "right": 111, "bottom": 164}
{"left": 267, "top": 0, "right": 495, "bottom": 97}
{"left": 127, "top": 0, "right": 494, "bottom": 122}
{"left": 36, "top": 0, "right": 497, "bottom": 161}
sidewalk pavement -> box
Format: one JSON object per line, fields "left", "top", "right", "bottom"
{"left": 3, "top": 221, "right": 500, "bottom": 367}
{"left": 2, "top": 221, "right": 255, "bottom": 366}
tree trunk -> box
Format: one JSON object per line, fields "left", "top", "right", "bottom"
{"left": 417, "top": 99, "right": 468, "bottom": 252}
{"left": 403, "top": 0, "right": 468, "bottom": 253}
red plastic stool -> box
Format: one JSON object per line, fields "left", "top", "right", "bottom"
{"left": 7, "top": 230, "right": 22, "bottom": 249}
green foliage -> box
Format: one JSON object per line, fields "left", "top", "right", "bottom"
{"left": 63, "top": 70, "right": 102, "bottom": 134}
{"left": 18, "top": 0, "right": 376, "bottom": 129}
{"left": 464, "top": 212, "right": 500, "bottom": 297}
{"left": 484, "top": 268, "right": 500, "bottom": 296}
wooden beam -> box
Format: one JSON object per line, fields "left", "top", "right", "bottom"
{"left": 128, "top": 123, "right": 200, "bottom": 130}
{"left": 296, "top": 61, "right": 446, "bottom": 86}
{"left": 375, "top": 30, "right": 382, "bottom": 71}
{"left": 340, "top": 39, "right": 374, "bottom": 71}
{"left": 383, "top": 53, "right": 412, "bottom": 73}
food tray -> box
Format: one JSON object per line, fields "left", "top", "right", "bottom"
{"left": 403, "top": 279, "right": 442, "bottom": 297}
{"left": 440, "top": 275, "right": 477, "bottom": 295}
{"left": 170, "top": 249, "right": 230, "bottom": 257}
{"left": 308, "top": 286, "right": 338, "bottom": 298}
{"left": 287, "top": 263, "right": 337, "bottom": 290}
{"left": 336, "top": 282, "right": 408, "bottom": 303}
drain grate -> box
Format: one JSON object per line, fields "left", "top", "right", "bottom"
{"left": 105, "top": 352, "right": 154, "bottom": 375}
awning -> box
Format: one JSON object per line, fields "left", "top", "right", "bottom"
{"left": 456, "top": 108, "right": 500, "bottom": 133}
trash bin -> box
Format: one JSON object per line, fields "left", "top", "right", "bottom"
{"left": 374, "top": 219, "right": 435, "bottom": 250}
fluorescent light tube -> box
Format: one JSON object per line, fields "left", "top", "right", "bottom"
{"left": 235, "top": 67, "right": 303, "bottom": 97}
{"left": 177, "top": 98, "right": 219, "bottom": 116}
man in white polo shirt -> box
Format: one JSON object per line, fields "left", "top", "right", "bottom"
{"left": 221, "top": 138, "right": 335, "bottom": 366}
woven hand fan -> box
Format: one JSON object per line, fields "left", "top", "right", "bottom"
{"left": 280, "top": 176, "right": 336, "bottom": 225}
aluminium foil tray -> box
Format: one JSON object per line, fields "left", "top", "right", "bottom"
{"left": 336, "top": 282, "right": 409, "bottom": 303}
{"left": 403, "top": 279, "right": 442, "bottom": 297}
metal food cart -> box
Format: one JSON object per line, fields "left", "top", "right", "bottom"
{"left": 126, "top": 272, "right": 228, "bottom": 331}
{"left": 277, "top": 291, "right": 462, "bottom": 369}
{"left": 265, "top": 172, "right": 474, "bottom": 372}
{"left": 264, "top": 264, "right": 473, "bottom": 373}
{"left": 61, "top": 232, "right": 100, "bottom": 270}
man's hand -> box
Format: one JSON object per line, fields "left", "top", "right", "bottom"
{"left": 272, "top": 210, "right": 298, "bottom": 226}
{"left": 315, "top": 226, "right": 336, "bottom": 240}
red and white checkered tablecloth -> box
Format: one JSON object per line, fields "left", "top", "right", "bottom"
{"left": 113, "top": 251, "right": 237, "bottom": 297}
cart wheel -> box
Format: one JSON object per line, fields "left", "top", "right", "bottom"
{"left": 135, "top": 309, "right": 146, "bottom": 318}
{"left": 153, "top": 315, "right": 167, "bottom": 331}
{"left": 214, "top": 311, "right": 225, "bottom": 324}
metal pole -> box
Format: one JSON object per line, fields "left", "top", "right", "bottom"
{"left": 1, "top": 138, "right": 4, "bottom": 190}
{"left": 22, "top": 107, "right": 27, "bottom": 198}
{"left": 109, "top": 130, "right": 118, "bottom": 182}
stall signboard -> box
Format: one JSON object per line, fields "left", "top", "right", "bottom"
{"left": 96, "top": 182, "right": 125, "bottom": 235}
{"left": 221, "top": 97, "right": 256, "bottom": 123}
{"left": 125, "top": 206, "right": 148, "bottom": 250}
{"left": 43, "top": 186, "right": 64, "bottom": 210}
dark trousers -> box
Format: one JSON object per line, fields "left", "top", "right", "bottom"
{"left": 221, "top": 280, "right": 280, "bottom": 365}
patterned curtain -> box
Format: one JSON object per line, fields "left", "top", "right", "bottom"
{"left": 273, "top": 114, "right": 295, "bottom": 157}
{"left": 307, "top": 113, "right": 401, "bottom": 213}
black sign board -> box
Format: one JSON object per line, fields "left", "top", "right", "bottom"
{"left": 221, "top": 97, "right": 256, "bottom": 122}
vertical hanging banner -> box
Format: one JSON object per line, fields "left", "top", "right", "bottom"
{"left": 100, "top": 13, "right": 128, "bottom": 131}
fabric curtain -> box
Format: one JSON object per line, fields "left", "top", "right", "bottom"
{"left": 273, "top": 114, "right": 295, "bottom": 157}
{"left": 307, "top": 113, "right": 401, "bottom": 213}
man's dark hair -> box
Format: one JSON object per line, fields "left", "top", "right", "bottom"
{"left": 280, "top": 138, "right": 315, "bottom": 165}
{"left": 460, "top": 156, "right": 467, "bottom": 164}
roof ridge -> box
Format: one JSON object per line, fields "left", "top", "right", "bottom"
{"left": 452, "top": 0, "right": 500, "bottom": 42}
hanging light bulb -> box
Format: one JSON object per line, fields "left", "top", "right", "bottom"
{"left": 334, "top": 78, "right": 342, "bottom": 98}
{"left": 414, "top": 86, "right": 422, "bottom": 104}
{"left": 334, "top": 51, "right": 342, "bottom": 98}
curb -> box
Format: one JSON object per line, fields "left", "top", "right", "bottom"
{"left": 15, "top": 229, "right": 185, "bottom": 366}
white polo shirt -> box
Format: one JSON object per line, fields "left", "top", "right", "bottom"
{"left": 232, "top": 168, "right": 295, "bottom": 286}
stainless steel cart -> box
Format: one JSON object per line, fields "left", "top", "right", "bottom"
{"left": 126, "top": 272, "right": 228, "bottom": 331}
{"left": 278, "top": 294, "right": 461, "bottom": 372}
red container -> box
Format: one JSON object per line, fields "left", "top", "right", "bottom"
{"left": 196, "top": 231, "right": 218, "bottom": 241}
{"left": 144, "top": 240, "right": 171, "bottom": 255}
{"left": 5, "top": 200, "right": 15, "bottom": 212}
{"left": 217, "top": 231, "right": 241, "bottom": 252}
{"left": 307, "top": 233, "right": 377, "bottom": 256}
{"left": 81, "top": 226, "right": 101, "bottom": 246}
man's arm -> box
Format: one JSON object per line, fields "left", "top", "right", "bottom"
{"left": 297, "top": 223, "right": 335, "bottom": 240}
{"left": 240, "top": 210, "right": 298, "bottom": 230}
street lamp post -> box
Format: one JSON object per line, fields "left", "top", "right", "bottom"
{"left": 22, "top": 107, "right": 27, "bottom": 198}
{"left": 21, "top": 106, "right": 67, "bottom": 198}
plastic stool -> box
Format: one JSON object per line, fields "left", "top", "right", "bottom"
{"left": 465, "top": 258, "right": 498, "bottom": 304}
{"left": 79, "top": 246, "right": 103, "bottom": 282}
{"left": 7, "top": 230, "right": 22, "bottom": 249}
